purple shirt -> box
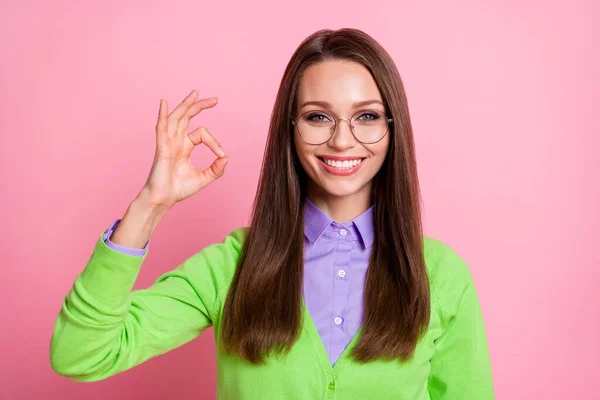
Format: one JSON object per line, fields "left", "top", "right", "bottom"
{"left": 103, "top": 197, "right": 374, "bottom": 366}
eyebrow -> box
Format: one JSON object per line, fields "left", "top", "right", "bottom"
{"left": 299, "top": 99, "right": 384, "bottom": 109}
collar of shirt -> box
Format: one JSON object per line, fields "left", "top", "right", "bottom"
{"left": 303, "top": 196, "right": 374, "bottom": 249}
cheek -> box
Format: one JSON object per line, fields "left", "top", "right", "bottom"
{"left": 367, "top": 139, "right": 390, "bottom": 164}
{"left": 374, "top": 138, "right": 390, "bottom": 162}
{"left": 376, "top": 148, "right": 389, "bottom": 165}
{"left": 293, "top": 140, "right": 316, "bottom": 171}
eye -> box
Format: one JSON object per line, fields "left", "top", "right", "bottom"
{"left": 356, "top": 111, "right": 380, "bottom": 121}
{"left": 305, "top": 112, "right": 332, "bottom": 123}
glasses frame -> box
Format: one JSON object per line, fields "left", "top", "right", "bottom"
{"left": 289, "top": 109, "right": 393, "bottom": 145}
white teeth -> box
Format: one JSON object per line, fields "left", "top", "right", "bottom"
{"left": 322, "top": 158, "right": 363, "bottom": 169}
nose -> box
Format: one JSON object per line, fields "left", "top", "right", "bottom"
{"left": 328, "top": 119, "right": 357, "bottom": 150}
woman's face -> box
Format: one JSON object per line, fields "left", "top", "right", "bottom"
{"left": 293, "top": 60, "right": 390, "bottom": 200}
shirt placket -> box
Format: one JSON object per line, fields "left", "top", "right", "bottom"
{"left": 330, "top": 223, "right": 353, "bottom": 365}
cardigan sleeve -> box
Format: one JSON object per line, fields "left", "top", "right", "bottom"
{"left": 103, "top": 218, "right": 149, "bottom": 257}
{"left": 427, "top": 241, "right": 495, "bottom": 399}
{"left": 50, "top": 226, "right": 246, "bottom": 382}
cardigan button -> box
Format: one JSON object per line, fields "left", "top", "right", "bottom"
{"left": 328, "top": 381, "right": 335, "bottom": 390}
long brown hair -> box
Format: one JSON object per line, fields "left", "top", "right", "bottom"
{"left": 220, "top": 28, "right": 430, "bottom": 364}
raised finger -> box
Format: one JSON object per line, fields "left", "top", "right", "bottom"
{"left": 187, "top": 126, "right": 226, "bottom": 158}
{"left": 156, "top": 99, "right": 168, "bottom": 134}
{"left": 169, "top": 89, "right": 198, "bottom": 122}
{"left": 184, "top": 97, "right": 218, "bottom": 120}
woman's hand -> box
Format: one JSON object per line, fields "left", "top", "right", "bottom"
{"left": 141, "top": 90, "right": 228, "bottom": 209}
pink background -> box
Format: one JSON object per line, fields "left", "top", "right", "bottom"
{"left": 1, "top": 0, "right": 598, "bottom": 399}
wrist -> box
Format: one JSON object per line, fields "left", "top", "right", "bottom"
{"left": 108, "top": 191, "right": 170, "bottom": 249}
{"left": 135, "top": 187, "right": 173, "bottom": 215}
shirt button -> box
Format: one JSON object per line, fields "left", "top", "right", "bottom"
{"left": 328, "top": 381, "right": 335, "bottom": 390}
{"left": 339, "top": 228, "right": 347, "bottom": 236}
{"left": 337, "top": 269, "right": 346, "bottom": 278}
{"left": 334, "top": 317, "right": 343, "bottom": 325}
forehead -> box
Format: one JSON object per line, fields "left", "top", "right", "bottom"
{"left": 296, "top": 60, "right": 382, "bottom": 110}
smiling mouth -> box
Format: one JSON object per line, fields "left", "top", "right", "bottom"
{"left": 316, "top": 156, "right": 366, "bottom": 170}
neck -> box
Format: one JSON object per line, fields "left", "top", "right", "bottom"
{"left": 306, "top": 181, "right": 372, "bottom": 223}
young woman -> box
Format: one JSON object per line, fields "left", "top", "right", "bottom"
{"left": 50, "top": 28, "right": 494, "bottom": 399}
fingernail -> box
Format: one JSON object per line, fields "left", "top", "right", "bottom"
{"left": 218, "top": 147, "right": 225, "bottom": 157}
{"left": 208, "top": 97, "right": 218, "bottom": 101}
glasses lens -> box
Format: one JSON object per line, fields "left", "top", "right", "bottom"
{"left": 350, "top": 110, "right": 388, "bottom": 143}
{"left": 295, "top": 109, "right": 389, "bottom": 144}
{"left": 297, "top": 111, "right": 335, "bottom": 144}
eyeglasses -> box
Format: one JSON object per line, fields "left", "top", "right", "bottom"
{"left": 290, "top": 109, "right": 393, "bottom": 145}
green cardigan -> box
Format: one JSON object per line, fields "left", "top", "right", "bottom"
{"left": 50, "top": 227, "right": 494, "bottom": 399}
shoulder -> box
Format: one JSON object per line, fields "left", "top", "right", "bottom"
{"left": 423, "top": 236, "right": 476, "bottom": 319}
{"left": 185, "top": 226, "right": 249, "bottom": 277}
{"left": 423, "top": 236, "right": 473, "bottom": 285}
{"left": 219, "top": 226, "right": 249, "bottom": 253}
{"left": 161, "top": 226, "right": 249, "bottom": 305}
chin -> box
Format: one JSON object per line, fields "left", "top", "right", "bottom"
{"left": 313, "top": 177, "right": 368, "bottom": 198}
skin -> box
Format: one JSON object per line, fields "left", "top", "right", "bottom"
{"left": 293, "top": 59, "right": 391, "bottom": 223}
{"left": 113, "top": 60, "right": 390, "bottom": 249}
{"left": 111, "top": 91, "right": 227, "bottom": 250}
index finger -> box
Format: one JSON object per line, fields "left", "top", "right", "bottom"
{"left": 187, "top": 126, "right": 225, "bottom": 158}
